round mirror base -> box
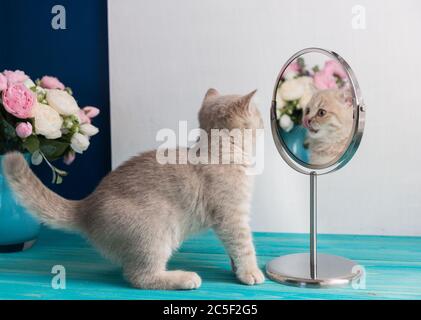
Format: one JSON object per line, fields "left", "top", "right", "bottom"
{"left": 266, "top": 253, "right": 361, "bottom": 288}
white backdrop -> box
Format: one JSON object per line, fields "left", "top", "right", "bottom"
{"left": 108, "top": 0, "right": 421, "bottom": 236}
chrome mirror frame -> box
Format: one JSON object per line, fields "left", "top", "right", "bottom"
{"left": 270, "top": 47, "right": 366, "bottom": 175}
{"left": 267, "top": 48, "right": 366, "bottom": 288}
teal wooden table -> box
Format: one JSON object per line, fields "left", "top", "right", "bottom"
{"left": 0, "top": 227, "right": 420, "bottom": 300}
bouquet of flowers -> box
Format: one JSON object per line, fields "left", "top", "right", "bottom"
{"left": 276, "top": 58, "right": 348, "bottom": 132}
{"left": 0, "top": 70, "right": 100, "bottom": 184}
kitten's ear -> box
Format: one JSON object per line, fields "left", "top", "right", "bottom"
{"left": 337, "top": 87, "right": 353, "bottom": 107}
{"left": 237, "top": 89, "right": 257, "bottom": 112}
{"left": 204, "top": 88, "right": 220, "bottom": 100}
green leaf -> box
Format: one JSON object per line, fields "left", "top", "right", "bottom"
{"left": 23, "top": 135, "right": 40, "bottom": 153}
{"left": 51, "top": 169, "right": 57, "bottom": 184}
{"left": 65, "top": 87, "right": 73, "bottom": 96}
{"left": 31, "top": 150, "right": 43, "bottom": 165}
{"left": 39, "top": 138, "right": 69, "bottom": 161}
{"left": 55, "top": 168, "right": 68, "bottom": 176}
{"left": 297, "top": 57, "right": 306, "bottom": 69}
{"left": 0, "top": 109, "right": 21, "bottom": 153}
{"left": 0, "top": 116, "right": 17, "bottom": 137}
{"left": 56, "top": 175, "right": 63, "bottom": 184}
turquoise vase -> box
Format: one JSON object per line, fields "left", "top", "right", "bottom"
{"left": 0, "top": 153, "right": 40, "bottom": 252}
{"left": 280, "top": 125, "right": 310, "bottom": 163}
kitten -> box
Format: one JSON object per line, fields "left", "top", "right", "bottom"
{"left": 3, "top": 88, "right": 265, "bottom": 290}
{"left": 302, "top": 88, "right": 353, "bottom": 165}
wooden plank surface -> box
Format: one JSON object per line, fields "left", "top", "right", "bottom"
{"left": 0, "top": 227, "right": 420, "bottom": 300}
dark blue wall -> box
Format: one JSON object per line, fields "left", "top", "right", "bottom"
{"left": 0, "top": 0, "right": 111, "bottom": 200}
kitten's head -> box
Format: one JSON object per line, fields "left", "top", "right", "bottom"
{"left": 199, "top": 88, "right": 263, "bottom": 133}
{"left": 302, "top": 88, "right": 353, "bottom": 139}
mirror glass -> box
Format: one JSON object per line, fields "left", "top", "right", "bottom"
{"left": 274, "top": 51, "right": 356, "bottom": 168}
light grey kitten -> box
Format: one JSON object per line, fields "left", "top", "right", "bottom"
{"left": 3, "top": 88, "right": 265, "bottom": 290}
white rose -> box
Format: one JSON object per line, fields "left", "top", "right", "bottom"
{"left": 280, "top": 78, "right": 305, "bottom": 101}
{"left": 71, "top": 133, "right": 90, "bottom": 154}
{"left": 275, "top": 88, "right": 286, "bottom": 109}
{"left": 284, "top": 71, "right": 298, "bottom": 80}
{"left": 32, "top": 103, "right": 63, "bottom": 139}
{"left": 80, "top": 123, "right": 99, "bottom": 137}
{"left": 46, "top": 89, "right": 79, "bottom": 115}
{"left": 24, "top": 78, "right": 36, "bottom": 89}
{"left": 297, "top": 76, "right": 313, "bottom": 87}
{"left": 279, "top": 114, "right": 294, "bottom": 132}
{"left": 35, "top": 85, "right": 47, "bottom": 96}
{"left": 298, "top": 91, "right": 313, "bottom": 109}
{"left": 297, "top": 77, "right": 316, "bottom": 109}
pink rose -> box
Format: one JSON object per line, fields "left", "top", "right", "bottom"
{"left": 313, "top": 71, "right": 337, "bottom": 90}
{"left": 3, "top": 70, "right": 29, "bottom": 85}
{"left": 78, "top": 109, "right": 91, "bottom": 124}
{"left": 63, "top": 150, "right": 76, "bottom": 165}
{"left": 78, "top": 106, "right": 100, "bottom": 124}
{"left": 2, "top": 83, "right": 35, "bottom": 119}
{"left": 83, "top": 106, "right": 100, "bottom": 118}
{"left": 285, "top": 61, "right": 301, "bottom": 74}
{"left": 0, "top": 74, "right": 7, "bottom": 91}
{"left": 40, "top": 75, "right": 65, "bottom": 90}
{"left": 16, "top": 122, "right": 33, "bottom": 138}
{"left": 324, "top": 60, "right": 347, "bottom": 79}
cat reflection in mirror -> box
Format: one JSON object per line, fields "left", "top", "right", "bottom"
{"left": 302, "top": 88, "right": 353, "bottom": 165}
{"left": 3, "top": 88, "right": 265, "bottom": 290}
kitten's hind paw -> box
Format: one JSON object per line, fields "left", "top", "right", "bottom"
{"left": 236, "top": 266, "right": 265, "bottom": 285}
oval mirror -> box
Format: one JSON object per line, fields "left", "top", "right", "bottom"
{"left": 267, "top": 48, "right": 366, "bottom": 288}
{"left": 271, "top": 48, "right": 365, "bottom": 175}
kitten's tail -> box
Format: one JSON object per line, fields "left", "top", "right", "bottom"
{"left": 2, "top": 152, "right": 81, "bottom": 231}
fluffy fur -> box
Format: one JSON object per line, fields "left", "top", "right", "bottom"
{"left": 3, "top": 88, "right": 265, "bottom": 290}
{"left": 302, "top": 88, "right": 353, "bottom": 165}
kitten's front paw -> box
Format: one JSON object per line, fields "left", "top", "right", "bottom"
{"left": 236, "top": 266, "right": 265, "bottom": 285}
{"left": 179, "top": 271, "right": 202, "bottom": 290}
{"left": 165, "top": 270, "right": 202, "bottom": 290}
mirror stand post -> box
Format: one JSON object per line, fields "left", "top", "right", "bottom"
{"left": 310, "top": 172, "right": 317, "bottom": 280}
{"left": 265, "top": 173, "right": 363, "bottom": 288}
